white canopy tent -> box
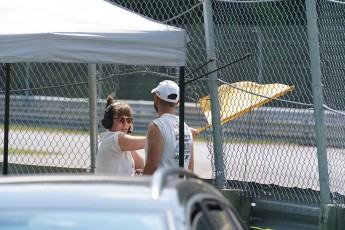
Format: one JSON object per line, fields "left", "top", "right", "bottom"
{"left": 0, "top": 0, "right": 188, "bottom": 174}
{"left": 0, "top": 0, "right": 187, "bottom": 66}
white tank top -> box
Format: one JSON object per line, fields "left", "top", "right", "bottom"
{"left": 147, "top": 113, "right": 193, "bottom": 169}
{"left": 95, "top": 131, "right": 135, "bottom": 175}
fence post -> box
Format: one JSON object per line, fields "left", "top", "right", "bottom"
{"left": 252, "top": 27, "right": 263, "bottom": 83}
{"left": 97, "top": 64, "right": 103, "bottom": 99}
{"left": 305, "top": 0, "right": 331, "bottom": 227}
{"left": 88, "top": 63, "right": 98, "bottom": 173}
{"left": 203, "top": 0, "right": 226, "bottom": 188}
{"left": 25, "top": 63, "right": 30, "bottom": 98}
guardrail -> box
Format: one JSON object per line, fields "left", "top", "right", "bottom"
{"left": 0, "top": 95, "right": 205, "bottom": 135}
{"left": 1, "top": 95, "right": 345, "bottom": 147}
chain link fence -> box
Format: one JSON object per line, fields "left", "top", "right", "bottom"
{"left": 1, "top": 0, "right": 344, "bottom": 210}
{"left": 0, "top": 63, "right": 91, "bottom": 173}
{"left": 113, "top": 0, "right": 345, "bottom": 208}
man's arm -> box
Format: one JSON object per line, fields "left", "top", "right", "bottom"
{"left": 143, "top": 123, "right": 163, "bottom": 175}
{"left": 189, "top": 127, "right": 199, "bottom": 136}
{"left": 131, "top": 151, "right": 144, "bottom": 170}
{"left": 188, "top": 142, "right": 194, "bottom": 172}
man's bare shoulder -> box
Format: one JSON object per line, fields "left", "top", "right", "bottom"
{"left": 147, "top": 122, "right": 161, "bottom": 138}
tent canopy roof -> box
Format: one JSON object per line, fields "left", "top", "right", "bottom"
{"left": 0, "top": 0, "right": 187, "bottom": 66}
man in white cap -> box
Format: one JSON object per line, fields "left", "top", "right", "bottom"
{"left": 143, "top": 80, "right": 194, "bottom": 174}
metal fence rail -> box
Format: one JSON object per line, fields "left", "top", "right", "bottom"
{"left": 1, "top": 96, "right": 345, "bottom": 148}
{"left": 0, "top": 95, "right": 203, "bottom": 134}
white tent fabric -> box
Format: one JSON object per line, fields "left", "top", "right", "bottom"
{"left": 0, "top": 0, "right": 187, "bottom": 66}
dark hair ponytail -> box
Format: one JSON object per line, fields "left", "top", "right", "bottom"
{"left": 105, "top": 95, "right": 116, "bottom": 108}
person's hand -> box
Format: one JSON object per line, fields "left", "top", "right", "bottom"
{"left": 189, "top": 127, "right": 199, "bottom": 136}
{"left": 135, "top": 169, "right": 143, "bottom": 175}
{"left": 127, "top": 124, "right": 133, "bottom": 134}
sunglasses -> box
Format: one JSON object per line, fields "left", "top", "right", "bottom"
{"left": 113, "top": 117, "right": 133, "bottom": 124}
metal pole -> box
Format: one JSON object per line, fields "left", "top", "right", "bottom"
{"left": 179, "top": 67, "right": 185, "bottom": 169}
{"left": 25, "top": 63, "right": 30, "bottom": 98}
{"left": 3, "top": 64, "right": 11, "bottom": 175}
{"left": 203, "top": 0, "right": 226, "bottom": 188}
{"left": 306, "top": 0, "right": 330, "bottom": 205}
{"left": 98, "top": 64, "right": 103, "bottom": 99}
{"left": 88, "top": 63, "right": 98, "bottom": 173}
{"left": 254, "top": 27, "right": 263, "bottom": 83}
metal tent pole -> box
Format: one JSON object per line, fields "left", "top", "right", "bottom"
{"left": 2, "top": 63, "right": 11, "bottom": 175}
{"left": 179, "top": 66, "right": 185, "bottom": 169}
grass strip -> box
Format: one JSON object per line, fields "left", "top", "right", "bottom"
{"left": 0, "top": 147, "right": 61, "bottom": 155}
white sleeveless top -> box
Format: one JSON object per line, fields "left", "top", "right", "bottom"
{"left": 146, "top": 113, "right": 193, "bottom": 169}
{"left": 95, "top": 131, "right": 135, "bottom": 175}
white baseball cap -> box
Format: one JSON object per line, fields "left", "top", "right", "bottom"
{"left": 151, "top": 80, "right": 180, "bottom": 103}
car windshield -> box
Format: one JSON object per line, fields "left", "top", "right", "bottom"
{"left": 0, "top": 210, "right": 169, "bottom": 230}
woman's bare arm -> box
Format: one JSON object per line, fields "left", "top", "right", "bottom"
{"left": 118, "top": 134, "right": 145, "bottom": 151}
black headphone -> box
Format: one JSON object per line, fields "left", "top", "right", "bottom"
{"left": 101, "top": 104, "right": 114, "bottom": 129}
{"left": 101, "top": 103, "right": 133, "bottom": 133}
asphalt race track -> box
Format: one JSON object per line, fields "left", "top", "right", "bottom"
{"left": 1, "top": 130, "right": 344, "bottom": 196}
